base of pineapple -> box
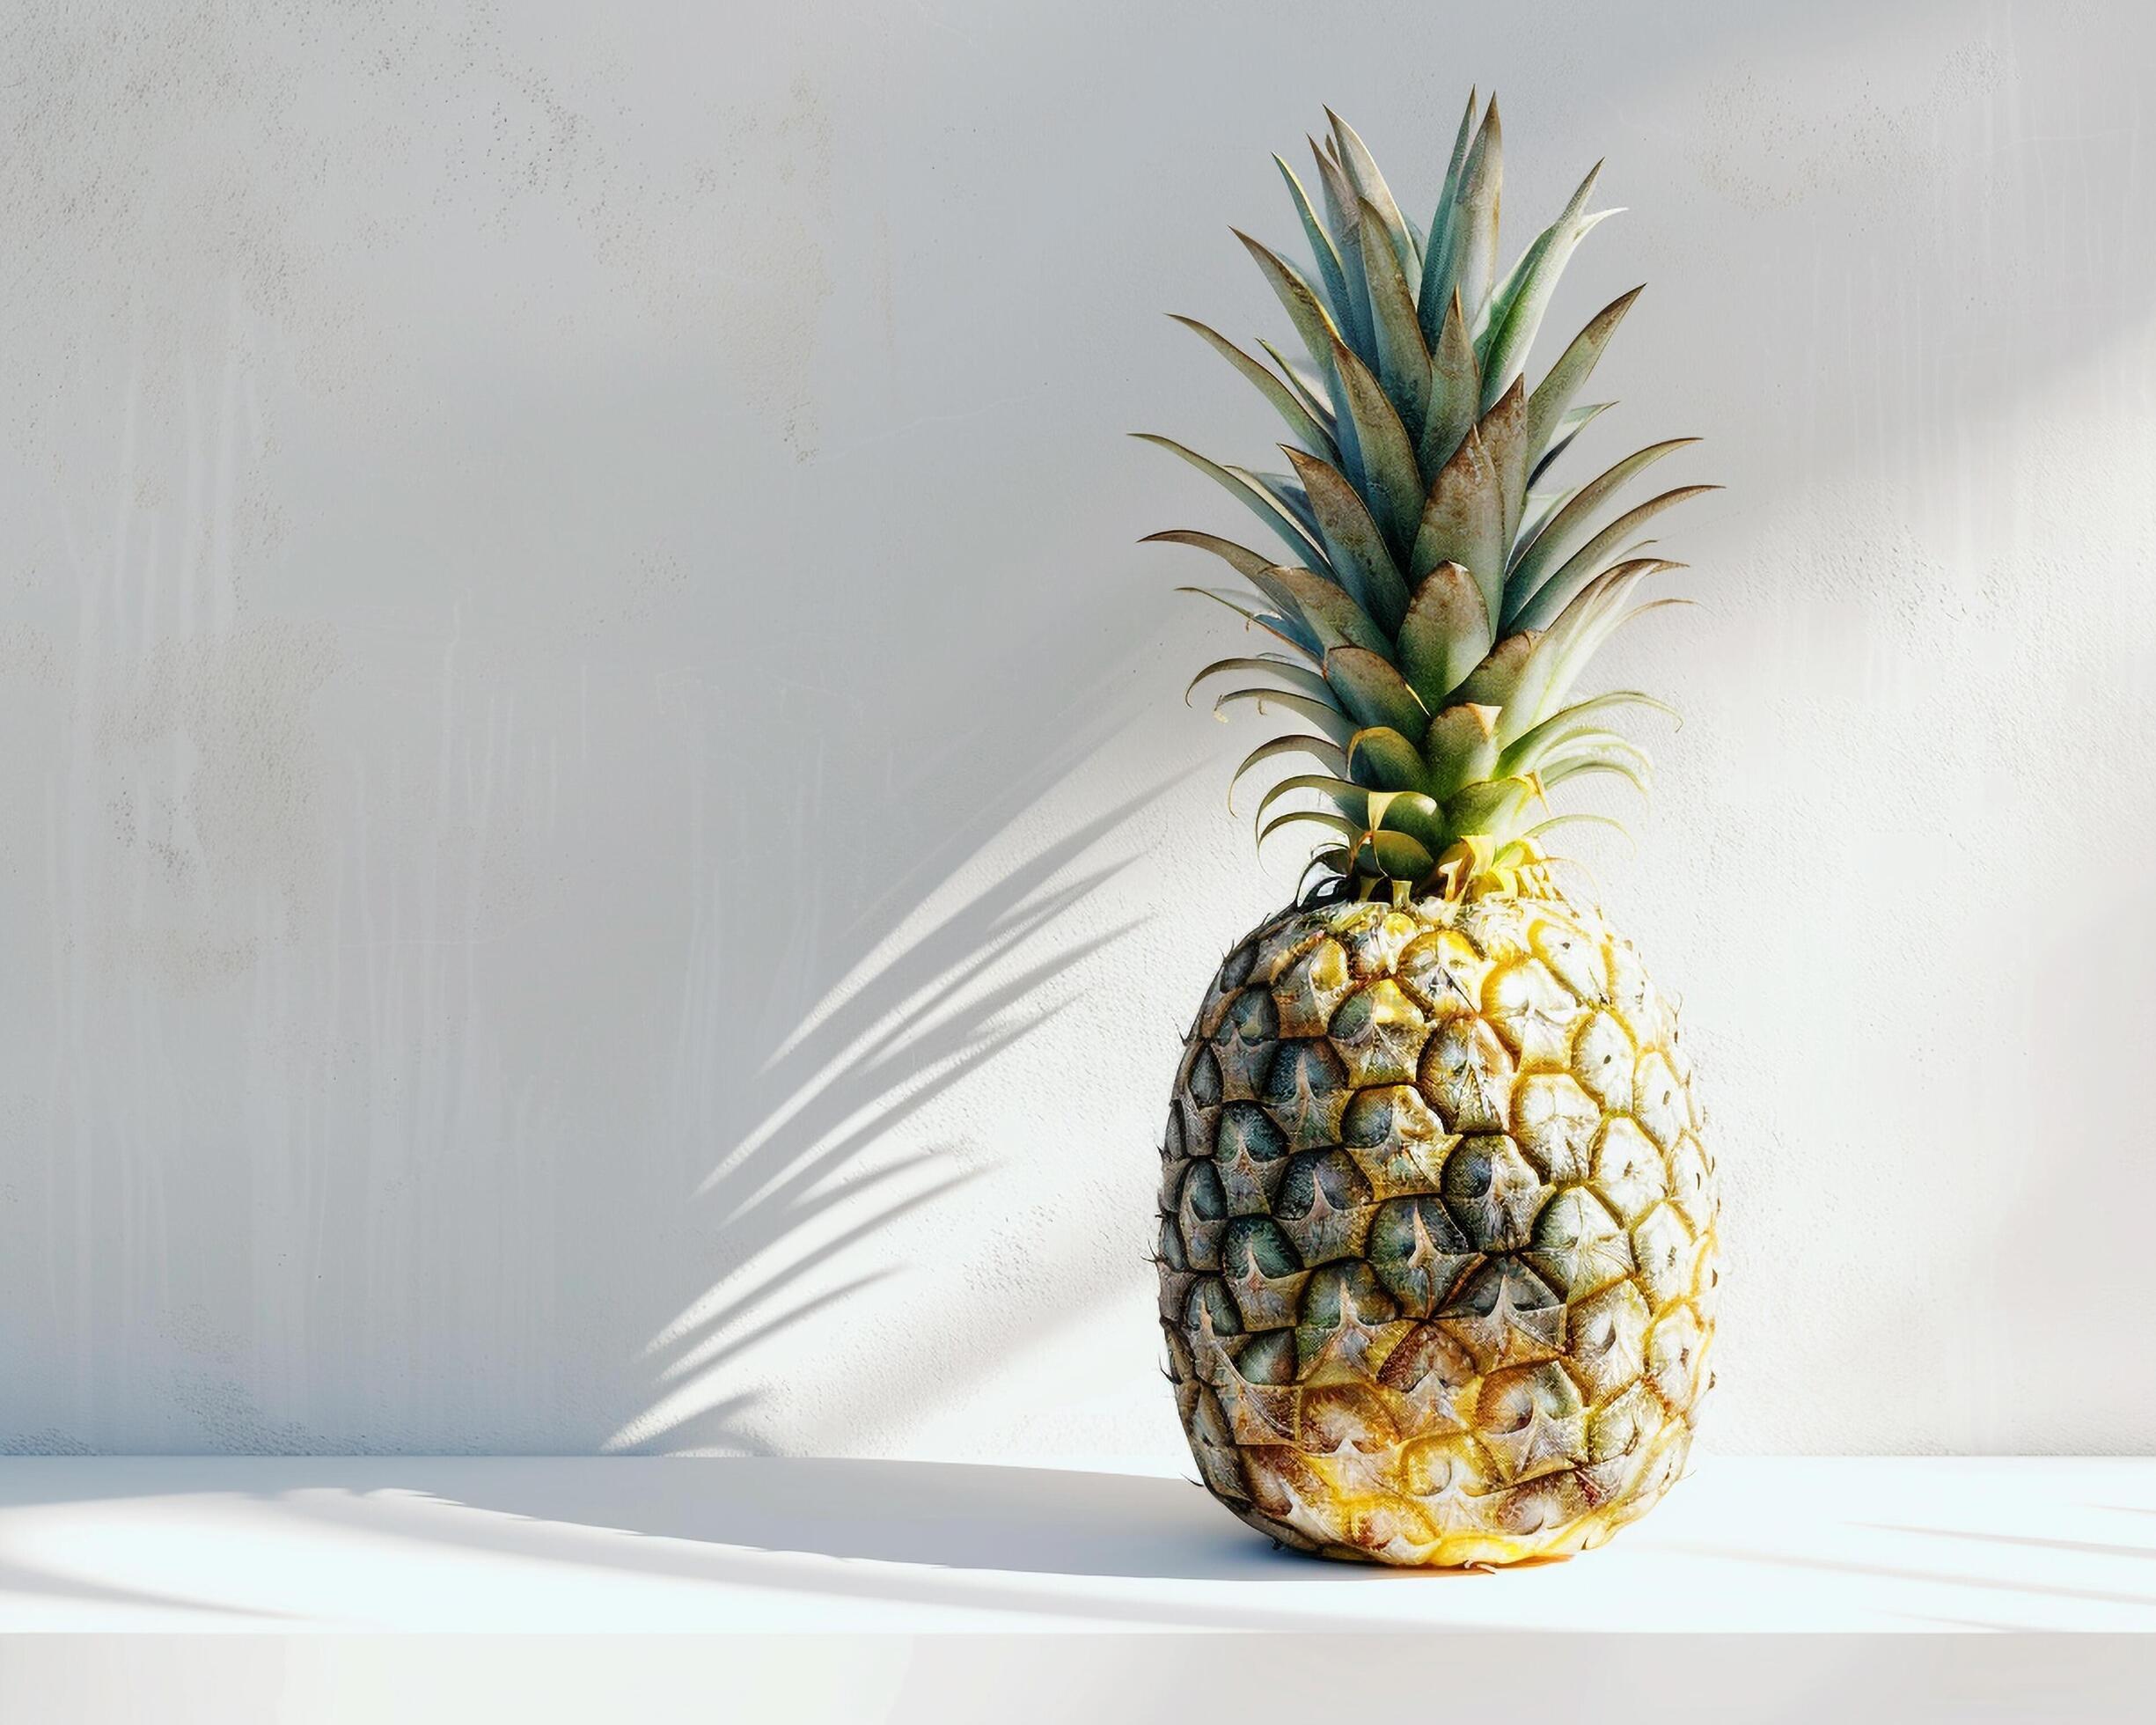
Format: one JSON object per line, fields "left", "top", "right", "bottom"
{"left": 1206, "top": 1417, "right": 1697, "bottom": 1567}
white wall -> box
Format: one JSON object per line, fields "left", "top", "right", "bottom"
{"left": 0, "top": 0, "right": 2151, "bottom": 1459}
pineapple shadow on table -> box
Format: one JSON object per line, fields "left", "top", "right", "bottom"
{"left": 269, "top": 1458, "right": 1366, "bottom": 1613}
{"left": 7, "top": 1457, "right": 2150, "bottom": 1621}
{"left": 610, "top": 708, "right": 1184, "bottom": 1458}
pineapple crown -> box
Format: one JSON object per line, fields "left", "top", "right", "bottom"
{"left": 1140, "top": 93, "right": 1713, "bottom": 902}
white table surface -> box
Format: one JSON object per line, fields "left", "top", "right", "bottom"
{"left": 0, "top": 1453, "right": 2151, "bottom": 1635}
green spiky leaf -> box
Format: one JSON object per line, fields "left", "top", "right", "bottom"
{"left": 1307, "top": 143, "right": 1375, "bottom": 365}
{"left": 1273, "top": 156, "right": 1354, "bottom": 342}
{"left": 1174, "top": 585, "right": 1319, "bottom": 661}
{"left": 1539, "top": 748, "right": 1652, "bottom": 797}
{"left": 1516, "top": 485, "right": 1575, "bottom": 555}
{"left": 1419, "top": 288, "right": 1482, "bottom": 477}
{"left": 1446, "top": 773, "right": 1539, "bottom": 833}
{"left": 1213, "top": 686, "right": 1356, "bottom": 746}
{"left": 1232, "top": 734, "right": 1350, "bottom": 808}
{"left": 1356, "top": 196, "right": 1432, "bottom": 442}
{"left": 1421, "top": 701, "right": 1502, "bottom": 798}
{"left": 1324, "top": 644, "right": 1427, "bottom": 735}
{"left": 1410, "top": 423, "right": 1503, "bottom": 626}
{"left": 1529, "top": 401, "right": 1611, "bottom": 486}
{"left": 1396, "top": 560, "right": 1491, "bottom": 712}
{"left": 1235, "top": 562, "right": 1336, "bottom": 639}
{"left": 1281, "top": 448, "right": 1410, "bottom": 631}
{"left": 1170, "top": 317, "right": 1336, "bottom": 459}
{"left": 1144, "top": 527, "right": 1279, "bottom": 582}
{"left": 1479, "top": 164, "right": 1615, "bottom": 412}
{"left": 1450, "top": 99, "right": 1503, "bottom": 322}
{"left": 1516, "top": 811, "right": 1633, "bottom": 850}
{"left": 1363, "top": 827, "right": 1437, "bottom": 881}
{"left": 1255, "top": 773, "right": 1382, "bottom": 830}
{"left": 1260, "top": 563, "right": 1390, "bottom": 655}
{"left": 1243, "top": 468, "right": 1322, "bottom": 546}
{"left": 1533, "top": 728, "right": 1654, "bottom": 777}
{"left": 1259, "top": 341, "right": 1338, "bottom": 437}
{"left": 1497, "top": 564, "right": 1661, "bottom": 745}
{"left": 1506, "top": 437, "right": 1698, "bottom": 596}
{"left": 1328, "top": 340, "right": 1423, "bottom": 555}
{"left": 1417, "top": 90, "right": 1483, "bottom": 348}
{"left": 1511, "top": 490, "right": 1713, "bottom": 632}
{"left": 1371, "top": 790, "right": 1448, "bottom": 857}
{"left": 1447, "top": 632, "right": 1536, "bottom": 708}
{"left": 1257, "top": 807, "right": 1360, "bottom": 852}
{"left": 1478, "top": 375, "right": 1530, "bottom": 552}
{"left": 1187, "top": 657, "right": 1335, "bottom": 710}
{"left": 1328, "top": 110, "right": 1418, "bottom": 281}
{"left": 1234, "top": 230, "right": 1348, "bottom": 385}
{"left": 1133, "top": 435, "right": 1326, "bottom": 569}
{"left": 1526, "top": 287, "right": 1641, "bottom": 465}
{"left": 1499, "top": 690, "right": 1678, "bottom": 774}
{"left": 1344, "top": 725, "right": 1426, "bottom": 790}
{"left": 1420, "top": 97, "right": 1502, "bottom": 341}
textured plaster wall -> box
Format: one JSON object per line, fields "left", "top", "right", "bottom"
{"left": 0, "top": 0, "right": 2151, "bottom": 1458}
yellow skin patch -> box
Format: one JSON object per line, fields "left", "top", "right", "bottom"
{"left": 1160, "top": 890, "right": 1719, "bottom": 1567}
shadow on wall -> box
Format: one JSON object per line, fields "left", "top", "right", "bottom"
{"left": 607, "top": 675, "right": 1177, "bottom": 1456}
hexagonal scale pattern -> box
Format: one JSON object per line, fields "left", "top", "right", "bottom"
{"left": 1160, "top": 892, "right": 1720, "bottom": 1567}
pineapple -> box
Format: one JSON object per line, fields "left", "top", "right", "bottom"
{"left": 1144, "top": 95, "right": 1720, "bottom": 1566}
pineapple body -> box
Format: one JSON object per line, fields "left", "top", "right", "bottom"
{"left": 1159, "top": 890, "right": 1719, "bottom": 1566}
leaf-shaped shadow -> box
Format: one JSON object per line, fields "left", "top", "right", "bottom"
{"left": 611, "top": 682, "right": 1182, "bottom": 1453}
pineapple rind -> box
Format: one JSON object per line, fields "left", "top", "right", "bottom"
{"left": 1162, "top": 889, "right": 1718, "bottom": 1566}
